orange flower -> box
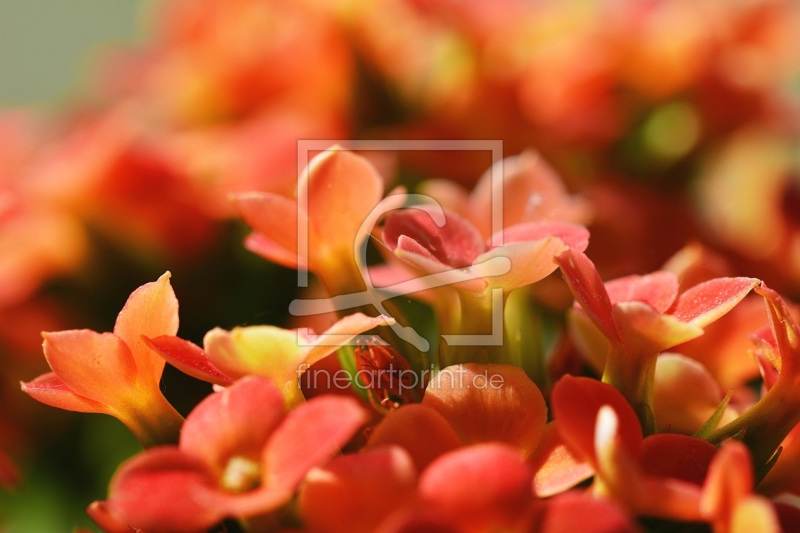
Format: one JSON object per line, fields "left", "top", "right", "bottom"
{"left": 21, "top": 273, "right": 184, "bottom": 447}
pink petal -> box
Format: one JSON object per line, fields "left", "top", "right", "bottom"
{"left": 492, "top": 221, "right": 589, "bottom": 253}
{"left": 234, "top": 192, "right": 299, "bottom": 267}
{"left": 263, "top": 395, "right": 369, "bottom": 492}
{"left": 364, "top": 404, "right": 462, "bottom": 472}
{"left": 180, "top": 376, "right": 285, "bottom": 475}
{"left": 422, "top": 364, "right": 547, "bottom": 458}
{"left": 556, "top": 249, "right": 621, "bottom": 343}
{"left": 640, "top": 434, "right": 718, "bottom": 486}
{"left": 472, "top": 238, "right": 566, "bottom": 292}
{"left": 671, "top": 277, "right": 760, "bottom": 327}
{"left": 604, "top": 271, "right": 679, "bottom": 312}
{"left": 551, "top": 375, "right": 642, "bottom": 467}
{"left": 419, "top": 443, "right": 533, "bottom": 532}
{"left": 540, "top": 492, "right": 637, "bottom": 533}
{"left": 113, "top": 272, "right": 179, "bottom": 389}
{"left": 394, "top": 240, "right": 489, "bottom": 294}
{"left": 304, "top": 313, "right": 396, "bottom": 367}
{"left": 108, "top": 447, "right": 227, "bottom": 532}
{"left": 383, "top": 207, "right": 485, "bottom": 269}
{"left": 143, "top": 335, "right": 233, "bottom": 386}
{"left": 530, "top": 422, "right": 594, "bottom": 498}
{"left": 42, "top": 330, "right": 138, "bottom": 407}
{"left": 21, "top": 372, "right": 110, "bottom": 414}
{"left": 298, "top": 446, "right": 418, "bottom": 533}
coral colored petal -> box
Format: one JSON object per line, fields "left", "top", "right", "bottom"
{"left": 551, "top": 375, "right": 642, "bottom": 466}
{"left": 244, "top": 233, "right": 300, "bottom": 269}
{"left": 373, "top": 506, "right": 463, "bottom": 533}
{"left": 365, "top": 404, "right": 461, "bottom": 472}
{"left": 298, "top": 446, "right": 418, "bottom": 533}
{"left": 383, "top": 207, "right": 485, "bottom": 269}
{"left": 701, "top": 440, "right": 753, "bottom": 531}
{"left": 756, "top": 284, "right": 800, "bottom": 377}
{"left": 556, "top": 249, "right": 620, "bottom": 343}
{"left": 640, "top": 434, "right": 718, "bottom": 486}
{"left": 423, "top": 364, "right": 547, "bottom": 458}
{"left": 419, "top": 444, "right": 533, "bottom": 532}
{"left": 143, "top": 335, "right": 232, "bottom": 386}
{"left": 604, "top": 271, "right": 679, "bottom": 312}
{"left": 21, "top": 372, "right": 110, "bottom": 414}
{"left": 109, "top": 447, "right": 227, "bottom": 532}
{"left": 263, "top": 395, "right": 368, "bottom": 491}
{"left": 304, "top": 313, "right": 396, "bottom": 367}
{"left": 304, "top": 150, "right": 384, "bottom": 262}
{"left": 86, "top": 501, "right": 139, "bottom": 533}
{"left": 180, "top": 377, "right": 285, "bottom": 475}
{"left": 671, "top": 277, "right": 760, "bottom": 327}
{"left": 530, "top": 422, "right": 594, "bottom": 498}
{"left": 492, "top": 221, "right": 589, "bottom": 252}
{"left": 613, "top": 302, "right": 704, "bottom": 350}
{"left": 234, "top": 192, "right": 298, "bottom": 264}
{"left": 113, "top": 272, "right": 179, "bottom": 389}
{"left": 540, "top": 492, "right": 637, "bottom": 533}
{"left": 43, "top": 330, "right": 138, "bottom": 407}
{"left": 473, "top": 238, "right": 566, "bottom": 292}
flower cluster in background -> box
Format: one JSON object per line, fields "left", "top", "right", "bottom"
{"left": 1, "top": 0, "right": 800, "bottom": 531}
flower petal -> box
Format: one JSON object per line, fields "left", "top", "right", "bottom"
{"left": 235, "top": 192, "right": 299, "bottom": 268}
{"left": 263, "top": 395, "right": 369, "bottom": 492}
{"left": 493, "top": 221, "right": 589, "bottom": 252}
{"left": 640, "top": 434, "right": 718, "bottom": 486}
{"left": 383, "top": 207, "right": 485, "bottom": 269}
{"left": 86, "top": 501, "right": 140, "bottom": 533}
{"left": 540, "top": 492, "right": 637, "bottom": 533}
{"left": 701, "top": 440, "right": 753, "bottom": 531}
{"left": 143, "top": 335, "right": 233, "bottom": 386}
{"left": 671, "top": 277, "right": 760, "bottom": 327}
{"left": 113, "top": 272, "right": 179, "bottom": 389}
{"left": 180, "top": 376, "right": 285, "bottom": 476}
{"left": 108, "top": 447, "right": 227, "bottom": 532}
{"left": 472, "top": 237, "right": 566, "bottom": 292}
{"left": 604, "top": 271, "right": 679, "bottom": 312}
{"left": 203, "top": 326, "right": 306, "bottom": 405}
{"left": 21, "top": 372, "right": 110, "bottom": 414}
{"left": 556, "top": 249, "right": 620, "bottom": 343}
{"left": 42, "top": 330, "right": 138, "bottom": 407}
{"left": 613, "top": 301, "right": 704, "bottom": 350}
{"left": 304, "top": 313, "right": 396, "bottom": 367}
{"left": 298, "top": 446, "right": 418, "bottom": 533}
{"left": 423, "top": 364, "right": 547, "bottom": 458}
{"left": 755, "top": 284, "right": 800, "bottom": 378}
{"left": 530, "top": 422, "right": 594, "bottom": 498}
{"left": 551, "top": 375, "right": 642, "bottom": 466}
{"left": 419, "top": 443, "right": 533, "bottom": 532}
{"left": 304, "top": 149, "right": 384, "bottom": 265}
{"left": 364, "top": 404, "right": 461, "bottom": 472}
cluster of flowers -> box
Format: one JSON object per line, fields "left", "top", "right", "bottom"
{"left": 16, "top": 148, "right": 800, "bottom": 532}
{"left": 1, "top": 0, "right": 800, "bottom": 531}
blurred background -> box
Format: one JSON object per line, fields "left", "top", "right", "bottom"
{"left": 0, "top": 0, "right": 798, "bottom": 530}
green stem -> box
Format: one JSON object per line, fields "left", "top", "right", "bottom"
{"left": 442, "top": 290, "right": 505, "bottom": 367}
{"left": 708, "top": 377, "right": 800, "bottom": 476}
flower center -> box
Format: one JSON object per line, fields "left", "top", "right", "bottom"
{"left": 221, "top": 456, "right": 262, "bottom": 493}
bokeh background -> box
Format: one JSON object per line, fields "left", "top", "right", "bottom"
{"left": 0, "top": 0, "right": 798, "bottom": 530}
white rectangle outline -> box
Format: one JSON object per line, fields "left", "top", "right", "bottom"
{"left": 296, "top": 140, "right": 504, "bottom": 348}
